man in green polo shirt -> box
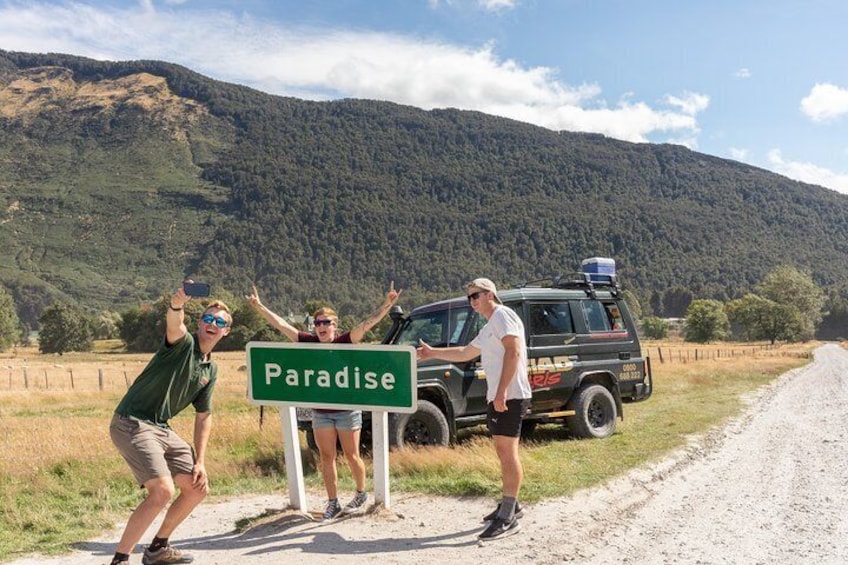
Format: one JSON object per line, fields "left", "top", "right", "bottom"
{"left": 107, "top": 283, "right": 232, "bottom": 565}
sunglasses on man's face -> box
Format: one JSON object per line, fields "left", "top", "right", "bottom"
{"left": 314, "top": 319, "right": 334, "bottom": 327}
{"left": 467, "top": 290, "right": 488, "bottom": 302}
{"left": 201, "top": 313, "right": 229, "bottom": 328}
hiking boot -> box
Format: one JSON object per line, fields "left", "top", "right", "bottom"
{"left": 141, "top": 545, "right": 194, "bottom": 565}
{"left": 341, "top": 490, "right": 368, "bottom": 515}
{"left": 322, "top": 498, "right": 343, "bottom": 521}
{"left": 478, "top": 517, "right": 521, "bottom": 541}
{"left": 482, "top": 501, "right": 524, "bottom": 522}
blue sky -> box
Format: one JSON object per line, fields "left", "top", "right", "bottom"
{"left": 2, "top": 0, "right": 847, "bottom": 193}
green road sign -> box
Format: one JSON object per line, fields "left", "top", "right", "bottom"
{"left": 246, "top": 341, "right": 417, "bottom": 413}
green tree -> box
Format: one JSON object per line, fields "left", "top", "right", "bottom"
{"left": 93, "top": 310, "right": 122, "bottom": 340}
{"left": 622, "top": 289, "right": 642, "bottom": 320}
{"left": 641, "top": 316, "right": 668, "bottom": 339}
{"left": 818, "top": 285, "right": 848, "bottom": 340}
{"left": 662, "top": 286, "right": 694, "bottom": 318}
{"left": 756, "top": 266, "right": 824, "bottom": 341}
{"left": 38, "top": 303, "right": 94, "bottom": 354}
{"left": 683, "top": 299, "right": 729, "bottom": 343}
{"left": 0, "top": 286, "right": 22, "bottom": 351}
{"left": 727, "top": 293, "right": 808, "bottom": 344}
{"left": 217, "top": 298, "right": 285, "bottom": 351}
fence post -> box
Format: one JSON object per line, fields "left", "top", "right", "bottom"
{"left": 98, "top": 369, "right": 104, "bottom": 391}
{"left": 657, "top": 347, "right": 664, "bottom": 363}
{"left": 23, "top": 367, "right": 28, "bottom": 389}
{"left": 69, "top": 369, "right": 75, "bottom": 390}
{"left": 44, "top": 369, "right": 49, "bottom": 389}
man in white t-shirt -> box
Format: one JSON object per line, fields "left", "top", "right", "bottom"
{"left": 417, "top": 278, "right": 532, "bottom": 541}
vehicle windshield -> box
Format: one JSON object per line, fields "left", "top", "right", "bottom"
{"left": 394, "top": 306, "right": 472, "bottom": 348}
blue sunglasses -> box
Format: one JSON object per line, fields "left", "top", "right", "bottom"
{"left": 201, "top": 313, "right": 229, "bottom": 328}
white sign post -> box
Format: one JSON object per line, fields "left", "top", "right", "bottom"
{"left": 246, "top": 342, "right": 417, "bottom": 513}
{"left": 279, "top": 406, "right": 307, "bottom": 511}
{"left": 371, "top": 410, "right": 390, "bottom": 507}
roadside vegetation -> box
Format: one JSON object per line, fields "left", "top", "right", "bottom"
{"left": 0, "top": 340, "right": 814, "bottom": 561}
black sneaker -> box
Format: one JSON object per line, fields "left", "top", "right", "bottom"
{"left": 322, "top": 498, "right": 343, "bottom": 521}
{"left": 482, "top": 502, "right": 524, "bottom": 522}
{"left": 341, "top": 491, "right": 368, "bottom": 515}
{"left": 141, "top": 545, "right": 194, "bottom": 565}
{"left": 478, "top": 517, "right": 521, "bottom": 541}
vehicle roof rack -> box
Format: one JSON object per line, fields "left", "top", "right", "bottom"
{"left": 515, "top": 272, "right": 621, "bottom": 299}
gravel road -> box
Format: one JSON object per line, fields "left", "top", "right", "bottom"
{"left": 10, "top": 344, "right": 848, "bottom": 565}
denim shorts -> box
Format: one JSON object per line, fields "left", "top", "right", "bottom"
{"left": 311, "top": 410, "right": 362, "bottom": 431}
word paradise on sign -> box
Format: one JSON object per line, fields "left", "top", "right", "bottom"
{"left": 246, "top": 341, "right": 417, "bottom": 413}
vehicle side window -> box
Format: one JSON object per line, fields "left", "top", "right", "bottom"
{"left": 395, "top": 308, "right": 471, "bottom": 347}
{"left": 466, "top": 311, "right": 487, "bottom": 341}
{"left": 605, "top": 303, "right": 626, "bottom": 330}
{"left": 529, "top": 303, "right": 574, "bottom": 335}
{"left": 582, "top": 300, "right": 611, "bottom": 332}
{"left": 449, "top": 311, "right": 469, "bottom": 344}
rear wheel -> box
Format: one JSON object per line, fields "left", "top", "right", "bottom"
{"left": 389, "top": 400, "right": 450, "bottom": 449}
{"left": 565, "top": 384, "right": 617, "bottom": 439}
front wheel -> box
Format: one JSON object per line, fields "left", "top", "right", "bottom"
{"left": 565, "top": 384, "right": 617, "bottom": 439}
{"left": 389, "top": 400, "right": 450, "bottom": 449}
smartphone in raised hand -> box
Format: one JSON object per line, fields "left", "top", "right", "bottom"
{"left": 183, "top": 281, "right": 211, "bottom": 297}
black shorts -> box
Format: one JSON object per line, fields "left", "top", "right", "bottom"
{"left": 486, "top": 398, "right": 531, "bottom": 438}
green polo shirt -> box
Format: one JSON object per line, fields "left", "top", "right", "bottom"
{"left": 115, "top": 333, "right": 217, "bottom": 428}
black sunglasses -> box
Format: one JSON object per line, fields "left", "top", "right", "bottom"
{"left": 467, "top": 290, "right": 488, "bottom": 302}
{"left": 314, "top": 319, "right": 334, "bottom": 327}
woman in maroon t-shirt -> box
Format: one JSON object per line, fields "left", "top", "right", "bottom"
{"left": 248, "top": 283, "right": 401, "bottom": 520}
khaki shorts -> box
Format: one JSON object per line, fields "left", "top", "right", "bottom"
{"left": 109, "top": 414, "right": 195, "bottom": 486}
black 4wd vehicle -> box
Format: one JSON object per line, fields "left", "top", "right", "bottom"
{"left": 379, "top": 271, "right": 653, "bottom": 448}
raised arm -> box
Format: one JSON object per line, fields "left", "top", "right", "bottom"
{"left": 348, "top": 281, "right": 403, "bottom": 343}
{"left": 165, "top": 284, "right": 190, "bottom": 345}
{"left": 416, "top": 340, "right": 481, "bottom": 364}
{"left": 247, "top": 285, "right": 300, "bottom": 342}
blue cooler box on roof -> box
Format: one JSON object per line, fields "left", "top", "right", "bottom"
{"left": 581, "top": 257, "right": 616, "bottom": 282}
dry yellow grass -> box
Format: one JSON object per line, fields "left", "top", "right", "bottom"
{"left": 0, "top": 347, "right": 279, "bottom": 478}
{"left": 0, "top": 340, "right": 817, "bottom": 558}
{"left": 0, "top": 341, "right": 814, "bottom": 478}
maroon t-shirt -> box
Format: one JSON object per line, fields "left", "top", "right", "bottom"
{"left": 296, "top": 331, "right": 353, "bottom": 344}
{"left": 297, "top": 331, "right": 353, "bottom": 413}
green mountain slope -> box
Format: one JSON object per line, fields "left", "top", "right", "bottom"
{"left": 1, "top": 50, "right": 847, "bottom": 329}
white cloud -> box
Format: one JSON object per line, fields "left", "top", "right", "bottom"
{"left": 664, "top": 92, "right": 710, "bottom": 116}
{"left": 734, "top": 68, "right": 751, "bottom": 79}
{"left": 478, "top": 0, "right": 518, "bottom": 11}
{"left": 768, "top": 149, "right": 848, "bottom": 194}
{"left": 800, "top": 83, "right": 848, "bottom": 122}
{"left": 729, "top": 147, "right": 749, "bottom": 161}
{"left": 0, "top": 1, "right": 703, "bottom": 146}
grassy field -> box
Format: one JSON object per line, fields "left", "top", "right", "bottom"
{"left": 0, "top": 340, "right": 815, "bottom": 561}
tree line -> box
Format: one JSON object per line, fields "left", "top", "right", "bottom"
{"left": 0, "top": 264, "right": 841, "bottom": 356}
{"left": 638, "top": 265, "right": 843, "bottom": 343}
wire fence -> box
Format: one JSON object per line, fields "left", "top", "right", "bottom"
{"left": 1, "top": 365, "right": 139, "bottom": 391}
{"left": 0, "top": 343, "right": 813, "bottom": 391}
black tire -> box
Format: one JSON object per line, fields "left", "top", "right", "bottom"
{"left": 389, "top": 399, "right": 450, "bottom": 449}
{"left": 565, "top": 384, "right": 617, "bottom": 439}
{"left": 305, "top": 428, "right": 318, "bottom": 451}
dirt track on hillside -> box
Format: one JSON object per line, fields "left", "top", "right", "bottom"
{"left": 10, "top": 344, "right": 848, "bottom": 565}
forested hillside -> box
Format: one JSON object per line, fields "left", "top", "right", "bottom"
{"left": 2, "top": 49, "right": 848, "bottom": 330}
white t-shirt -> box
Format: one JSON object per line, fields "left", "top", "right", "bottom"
{"left": 470, "top": 305, "right": 532, "bottom": 402}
